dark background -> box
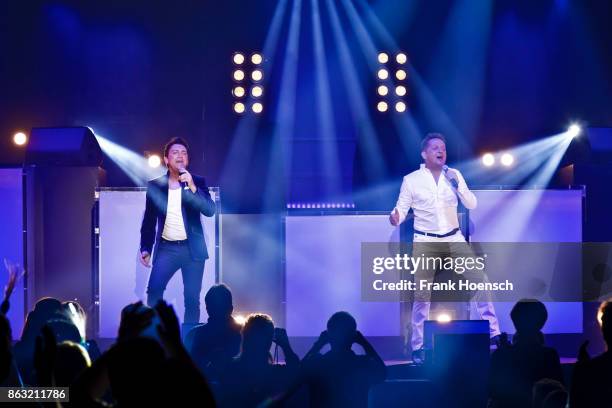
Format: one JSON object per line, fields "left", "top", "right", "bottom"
{"left": 1, "top": 0, "right": 611, "bottom": 208}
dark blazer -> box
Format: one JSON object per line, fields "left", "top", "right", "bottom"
{"left": 140, "top": 172, "right": 216, "bottom": 261}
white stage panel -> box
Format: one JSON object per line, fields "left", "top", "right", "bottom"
{"left": 98, "top": 189, "right": 217, "bottom": 337}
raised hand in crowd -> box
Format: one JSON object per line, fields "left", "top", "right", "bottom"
{"left": 2, "top": 259, "right": 24, "bottom": 315}
{"left": 117, "top": 301, "right": 154, "bottom": 342}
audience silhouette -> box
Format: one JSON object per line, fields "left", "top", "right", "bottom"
{"left": 217, "top": 313, "right": 299, "bottom": 407}
{"left": 187, "top": 284, "right": 242, "bottom": 380}
{"left": 1, "top": 267, "right": 610, "bottom": 408}
{"left": 488, "top": 299, "right": 563, "bottom": 408}
{"left": 302, "top": 311, "right": 386, "bottom": 408}
{"left": 570, "top": 300, "right": 612, "bottom": 408}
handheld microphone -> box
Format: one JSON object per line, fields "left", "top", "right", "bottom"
{"left": 443, "top": 165, "right": 459, "bottom": 189}
{"left": 178, "top": 166, "right": 189, "bottom": 190}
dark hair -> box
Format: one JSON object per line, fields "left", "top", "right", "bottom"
{"left": 327, "top": 311, "right": 357, "bottom": 333}
{"left": 204, "top": 284, "right": 233, "bottom": 317}
{"left": 241, "top": 313, "right": 274, "bottom": 354}
{"left": 421, "top": 133, "right": 446, "bottom": 151}
{"left": 510, "top": 299, "right": 548, "bottom": 333}
{"left": 163, "top": 137, "right": 190, "bottom": 158}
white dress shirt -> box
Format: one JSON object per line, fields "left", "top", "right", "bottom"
{"left": 162, "top": 187, "right": 188, "bottom": 241}
{"left": 392, "top": 164, "right": 477, "bottom": 234}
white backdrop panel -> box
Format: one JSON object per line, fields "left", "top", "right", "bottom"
{"left": 286, "top": 215, "right": 401, "bottom": 336}
{"left": 98, "top": 190, "right": 217, "bottom": 338}
{"left": 470, "top": 189, "right": 583, "bottom": 334}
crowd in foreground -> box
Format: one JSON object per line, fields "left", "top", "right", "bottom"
{"left": 0, "top": 262, "right": 611, "bottom": 407}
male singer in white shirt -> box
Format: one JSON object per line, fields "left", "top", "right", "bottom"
{"left": 390, "top": 133, "right": 500, "bottom": 360}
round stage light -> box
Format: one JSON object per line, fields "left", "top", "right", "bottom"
{"left": 377, "top": 69, "right": 389, "bottom": 80}
{"left": 233, "top": 53, "right": 245, "bottom": 65}
{"left": 13, "top": 132, "right": 27, "bottom": 146}
{"left": 377, "top": 85, "right": 388, "bottom": 96}
{"left": 500, "top": 153, "right": 514, "bottom": 167}
{"left": 234, "top": 102, "right": 245, "bottom": 114}
{"left": 252, "top": 86, "right": 263, "bottom": 97}
{"left": 395, "top": 101, "right": 406, "bottom": 112}
{"left": 251, "top": 53, "right": 263, "bottom": 65}
{"left": 437, "top": 313, "right": 452, "bottom": 323}
{"left": 233, "top": 86, "right": 245, "bottom": 98}
{"left": 396, "top": 69, "right": 407, "bottom": 81}
{"left": 251, "top": 69, "right": 263, "bottom": 82}
{"left": 567, "top": 123, "right": 581, "bottom": 139}
{"left": 396, "top": 53, "right": 407, "bottom": 64}
{"left": 377, "top": 101, "right": 388, "bottom": 112}
{"left": 147, "top": 154, "right": 161, "bottom": 168}
{"left": 482, "top": 153, "right": 495, "bottom": 167}
{"left": 395, "top": 85, "right": 407, "bottom": 96}
{"left": 378, "top": 52, "right": 389, "bottom": 64}
{"left": 252, "top": 102, "right": 263, "bottom": 113}
{"left": 233, "top": 70, "right": 245, "bottom": 81}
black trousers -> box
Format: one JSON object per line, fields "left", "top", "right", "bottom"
{"left": 146, "top": 240, "right": 205, "bottom": 323}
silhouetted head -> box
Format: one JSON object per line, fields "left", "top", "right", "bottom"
{"left": 21, "top": 297, "right": 63, "bottom": 342}
{"left": 205, "top": 284, "right": 233, "bottom": 319}
{"left": 108, "top": 337, "right": 166, "bottom": 405}
{"left": 598, "top": 299, "right": 612, "bottom": 346}
{"left": 511, "top": 299, "right": 548, "bottom": 335}
{"left": 327, "top": 311, "right": 357, "bottom": 351}
{"left": 54, "top": 341, "right": 91, "bottom": 386}
{"left": 241, "top": 314, "right": 274, "bottom": 357}
{"left": 34, "top": 297, "right": 63, "bottom": 316}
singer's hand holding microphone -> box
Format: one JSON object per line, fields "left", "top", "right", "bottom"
{"left": 178, "top": 166, "right": 196, "bottom": 192}
{"left": 442, "top": 165, "right": 459, "bottom": 189}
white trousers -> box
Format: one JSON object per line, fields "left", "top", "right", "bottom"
{"left": 409, "top": 230, "right": 501, "bottom": 350}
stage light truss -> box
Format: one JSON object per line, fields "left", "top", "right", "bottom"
{"left": 232, "top": 52, "right": 264, "bottom": 115}
{"left": 376, "top": 51, "right": 408, "bottom": 113}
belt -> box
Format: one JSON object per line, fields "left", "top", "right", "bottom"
{"left": 160, "top": 238, "right": 188, "bottom": 245}
{"left": 414, "top": 228, "right": 460, "bottom": 238}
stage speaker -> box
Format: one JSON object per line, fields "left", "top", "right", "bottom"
{"left": 423, "top": 319, "right": 489, "bottom": 350}
{"left": 432, "top": 333, "right": 490, "bottom": 407}
{"left": 25, "top": 127, "right": 102, "bottom": 166}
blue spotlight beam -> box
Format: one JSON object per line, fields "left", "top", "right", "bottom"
{"left": 311, "top": 0, "right": 342, "bottom": 198}
{"left": 263, "top": 0, "right": 303, "bottom": 210}
{"left": 220, "top": 0, "right": 290, "bottom": 198}
{"left": 341, "top": 0, "right": 422, "bottom": 158}
{"left": 453, "top": 131, "right": 575, "bottom": 241}
{"left": 324, "top": 0, "right": 386, "bottom": 181}
{"left": 355, "top": 0, "right": 471, "bottom": 157}
{"left": 457, "top": 133, "right": 569, "bottom": 186}
{"left": 429, "top": 0, "right": 493, "bottom": 140}
{"left": 95, "top": 135, "right": 165, "bottom": 186}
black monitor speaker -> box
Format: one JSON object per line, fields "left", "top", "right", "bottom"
{"left": 25, "top": 126, "right": 102, "bottom": 166}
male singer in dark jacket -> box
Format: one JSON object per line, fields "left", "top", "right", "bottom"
{"left": 139, "top": 137, "right": 216, "bottom": 324}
